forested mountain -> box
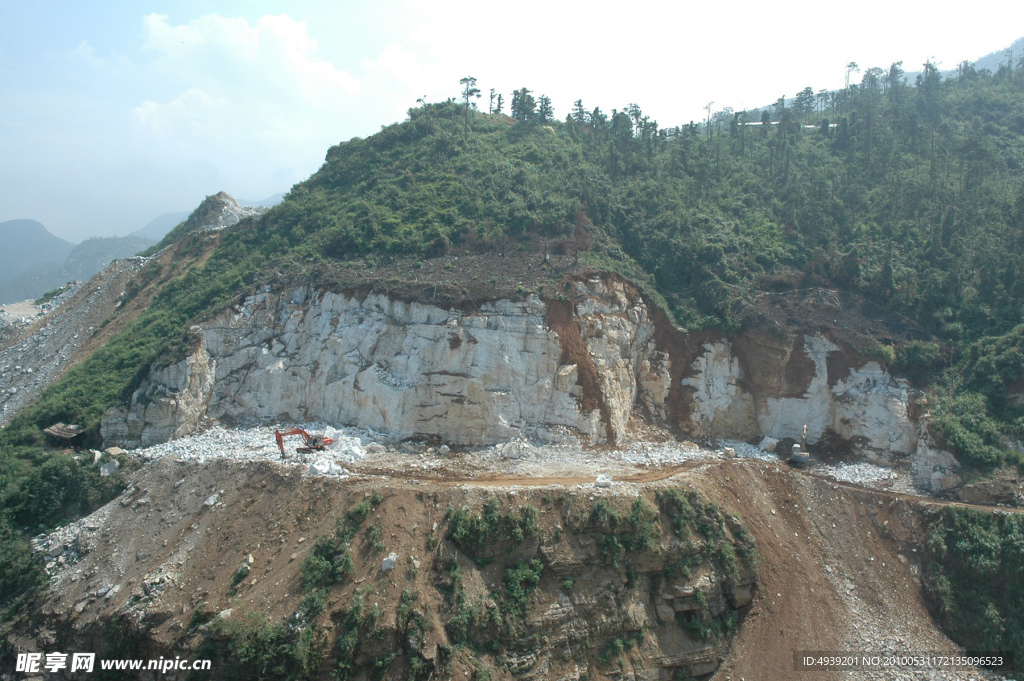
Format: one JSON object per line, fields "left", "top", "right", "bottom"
{"left": 271, "top": 64, "right": 1023, "bottom": 342}
{"left": 59, "top": 236, "right": 155, "bottom": 282}
{"left": 269, "top": 62, "right": 1024, "bottom": 457}
{"left": 6, "top": 59, "right": 1024, "bottom": 465}
{"left": 3, "top": 54, "right": 1024, "bottom": 671}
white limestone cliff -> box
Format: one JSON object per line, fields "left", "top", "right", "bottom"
{"left": 101, "top": 277, "right": 932, "bottom": 481}
{"left": 683, "top": 334, "right": 918, "bottom": 456}
{"left": 100, "top": 338, "right": 215, "bottom": 448}
{"left": 102, "top": 278, "right": 667, "bottom": 448}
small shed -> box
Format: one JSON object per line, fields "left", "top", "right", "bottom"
{"left": 43, "top": 422, "right": 85, "bottom": 443}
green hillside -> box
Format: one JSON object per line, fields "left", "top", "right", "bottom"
{"left": 4, "top": 58, "right": 1024, "bottom": 656}
{"left": 263, "top": 66, "right": 1024, "bottom": 342}
{"left": 269, "top": 64, "right": 1024, "bottom": 473}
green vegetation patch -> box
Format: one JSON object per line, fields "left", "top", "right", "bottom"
{"left": 932, "top": 391, "right": 1019, "bottom": 471}
{"left": 446, "top": 497, "right": 538, "bottom": 562}
{"left": 334, "top": 590, "right": 393, "bottom": 681}
{"left": 599, "top": 628, "right": 645, "bottom": 665}
{"left": 585, "top": 497, "right": 661, "bottom": 565}
{"left": 656, "top": 489, "right": 700, "bottom": 539}
{"left": 656, "top": 488, "right": 756, "bottom": 579}
{"left": 501, "top": 558, "right": 544, "bottom": 617}
{"left": 198, "top": 612, "right": 323, "bottom": 681}
{"left": 302, "top": 494, "right": 382, "bottom": 593}
{"left": 922, "top": 506, "right": 1024, "bottom": 675}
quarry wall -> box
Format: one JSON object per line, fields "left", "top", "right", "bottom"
{"left": 101, "top": 275, "right": 956, "bottom": 489}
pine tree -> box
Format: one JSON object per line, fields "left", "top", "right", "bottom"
{"left": 459, "top": 77, "right": 480, "bottom": 136}
{"left": 537, "top": 95, "right": 553, "bottom": 123}
{"left": 510, "top": 88, "right": 535, "bottom": 122}
{"left": 572, "top": 99, "right": 588, "bottom": 125}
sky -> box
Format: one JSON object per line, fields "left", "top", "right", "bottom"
{"left": 2, "top": 2, "right": 1023, "bottom": 243}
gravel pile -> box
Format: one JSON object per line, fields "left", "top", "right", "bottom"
{"left": 821, "top": 462, "right": 900, "bottom": 487}
{"left": 614, "top": 440, "right": 714, "bottom": 465}
{"left": 822, "top": 551, "right": 1011, "bottom": 681}
{"left": 722, "top": 439, "right": 779, "bottom": 462}
{"left": 129, "top": 426, "right": 926, "bottom": 499}
{"left": 30, "top": 503, "right": 112, "bottom": 577}
{"left": 134, "top": 423, "right": 381, "bottom": 474}
{"left": 36, "top": 282, "right": 82, "bottom": 312}
{"left": 0, "top": 310, "right": 33, "bottom": 331}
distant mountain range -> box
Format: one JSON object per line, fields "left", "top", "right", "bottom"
{"left": 957, "top": 36, "right": 1023, "bottom": 74}
{"left": 900, "top": 36, "right": 1022, "bottom": 82}
{"left": 751, "top": 36, "right": 1024, "bottom": 121}
{"left": 0, "top": 191, "right": 286, "bottom": 304}
{"left": 239, "top": 193, "right": 286, "bottom": 209}
{"left": 0, "top": 220, "right": 155, "bottom": 304}
{"left": 130, "top": 212, "right": 189, "bottom": 242}
{"left": 0, "top": 220, "right": 75, "bottom": 284}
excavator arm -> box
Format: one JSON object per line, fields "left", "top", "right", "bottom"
{"left": 275, "top": 429, "right": 334, "bottom": 457}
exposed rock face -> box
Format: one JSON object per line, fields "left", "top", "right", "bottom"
{"left": 682, "top": 334, "right": 918, "bottom": 456}
{"left": 534, "top": 525, "right": 755, "bottom": 680}
{"left": 910, "top": 424, "right": 962, "bottom": 493}
{"left": 177, "top": 191, "right": 262, "bottom": 234}
{"left": 103, "top": 278, "right": 668, "bottom": 447}
{"left": 100, "top": 339, "right": 215, "bottom": 448}
{"left": 102, "top": 276, "right": 926, "bottom": 465}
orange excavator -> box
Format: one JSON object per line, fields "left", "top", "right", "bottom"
{"left": 275, "top": 429, "right": 334, "bottom": 458}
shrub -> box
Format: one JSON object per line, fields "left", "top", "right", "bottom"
{"left": 502, "top": 559, "right": 544, "bottom": 617}
{"left": 657, "top": 489, "right": 700, "bottom": 539}
{"left": 200, "top": 614, "right": 322, "bottom": 681}
{"left": 922, "top": 507, "right": 1024, "bottom": 667}
{"left": 587, "top": 497, "right": 661, "bottom": 564}
{"left": 299, "top": 498, "right": 380, "bottom": 593}
{"left": 446, "top": 498, "right": 538, "bottom": 560}
{"left": 932, "top": 392, "right": 1009, "bottom": 470}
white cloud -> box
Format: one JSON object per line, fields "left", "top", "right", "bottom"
{"left": 361, "top": 43, "right": 426, "bottom": 91}
{"left": 122, "top": 12, "right": 395, "bottom": 204}
{"left": 68, "top": 41, "right": 105, "bottom": 68}
{"left": 142, "top": 13, "right": 259, "bottom": 62}
{"left": 132, "top": 88, "right": 229, "bottom": 141}
{"left": 132, "top": 14, "right": 363, "bottom": 148}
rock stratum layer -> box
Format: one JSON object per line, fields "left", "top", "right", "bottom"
{"left": 102, "top": 274, "right": 944, "bottom": 481}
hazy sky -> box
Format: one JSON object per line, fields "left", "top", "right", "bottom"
{"left": 2, "top": 1, "right": 1023, "bottom": 242}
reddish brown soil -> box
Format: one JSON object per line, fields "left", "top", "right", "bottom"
{"left": 546, "top": 296, "right": 615, "bottom": 443}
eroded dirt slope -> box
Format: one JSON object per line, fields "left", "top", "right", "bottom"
{"left": 21, "top": 454, "right": 1012, "bottom": 681}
